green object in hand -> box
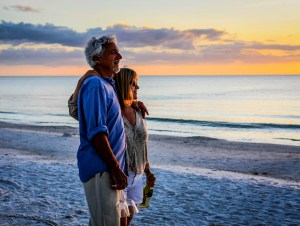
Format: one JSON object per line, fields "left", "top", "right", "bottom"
{"left": 140, "top": 184, "right": 154, "bottom": 208}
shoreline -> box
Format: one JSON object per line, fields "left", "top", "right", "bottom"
{"left": 0, "top": 121, "right": 299, "bottom": 182}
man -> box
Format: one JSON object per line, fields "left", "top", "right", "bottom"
{"left": 77, "top": 34, "right": 127, "bottom": 226}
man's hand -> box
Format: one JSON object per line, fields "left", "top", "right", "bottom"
{"left": 132, "top": 101, "right": 149, "bottom": 118}
{"left": 110, "top": 167, "right": 128, "bottom": 190}
{"left": 92, "top": 133, "right": 128, "bottom": 190}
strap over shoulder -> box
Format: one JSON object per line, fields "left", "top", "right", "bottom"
{"left": 68, "top": 94, "right": 79, "bottom": 121}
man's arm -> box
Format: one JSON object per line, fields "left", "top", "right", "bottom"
{"left": 92, "top": 132, "right": 128, "bottom": 190}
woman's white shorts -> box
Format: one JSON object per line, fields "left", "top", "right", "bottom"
{"left": 122, "top": 170, "right": 144, "bottom": 205}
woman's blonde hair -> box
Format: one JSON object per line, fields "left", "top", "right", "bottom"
{"left": 114, "top": 68, "right": 138, "bottom": 108}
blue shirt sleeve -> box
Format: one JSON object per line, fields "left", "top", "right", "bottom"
{"left": 81, "top": 81, "right": 109, "bottom": 141}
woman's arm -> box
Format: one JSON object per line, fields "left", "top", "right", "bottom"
{"left": 68, "top": 70, "right": 100, "bottom": 121}
{"left": 72, "top": 69, "right": 100, "bottom": 101}
{"left": 144, "top": 148, "right": 156, "bottom": 187}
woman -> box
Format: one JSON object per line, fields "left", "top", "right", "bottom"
{"left": 114, "top": 68, "right": 155, "bottom": 226}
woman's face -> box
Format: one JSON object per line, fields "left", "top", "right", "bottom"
{"left": 130, "top": 79, "right": 139, "bottom": 100}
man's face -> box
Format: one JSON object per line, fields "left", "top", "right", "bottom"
{"left": 99, "top": 42, "right": 122, "bottom": 75}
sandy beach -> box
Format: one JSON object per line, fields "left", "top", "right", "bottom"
{"left": 1, "top": 121, "right": 300, "bottom": 225}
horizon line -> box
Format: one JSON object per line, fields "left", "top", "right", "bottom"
{"left": 1, "top": 74, "right": 300, "bottom": 77}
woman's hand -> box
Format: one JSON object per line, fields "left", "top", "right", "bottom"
{"left": 144, "top": 163, "right": 156, "bottom": 187}
{"left": 146, "top": 171, "right": 156, "bottom": 188}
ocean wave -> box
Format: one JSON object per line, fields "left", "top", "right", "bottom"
{"left": 149, "top": 128, "right": 192, "bottom": 134}
{"left": 0, "top": 111, "right": 68, "bottom": 117}
{"left": 0, "top": 111, "right": 19, "bottom": 115}
{"left": 147, "top": 117, "right": 300, "bottom": 130}
{"left": 0, "top": 179, "right": 21, "bottom": 190}
{"left": 276, "top": 138, "right": 300, "bottom": 142}
{"left": 0, "top": 214, "right": 58, "bottom": 226}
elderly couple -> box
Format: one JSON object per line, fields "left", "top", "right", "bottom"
{"left": 68, "top": 34, "right": 156, "bottom": 226}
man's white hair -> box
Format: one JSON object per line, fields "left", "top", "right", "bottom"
{"left": 84, "top": 34, "right": 117, "bottom": 68}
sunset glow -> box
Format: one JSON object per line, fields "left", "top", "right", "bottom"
{"left": 1, "top": 0, "right": 299, "bottom": 76}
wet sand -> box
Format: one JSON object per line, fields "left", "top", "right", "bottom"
{"left": 1, "top": 121, "right": 299, "bottom": 181}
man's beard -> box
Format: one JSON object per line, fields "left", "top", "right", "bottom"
{"left": 112, "top": 67, "right": 120, "bottom": 74}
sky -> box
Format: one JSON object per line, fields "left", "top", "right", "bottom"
{"left": 1, "top": 0, "right": 300, "bottom": 76}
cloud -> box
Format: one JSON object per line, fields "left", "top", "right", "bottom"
{"left": 0, "top": 21, "right": 226, "bottom": 50}
{"left": 0, "top": 21, "right": 87, "bottom": 47}
{"left": 0, "top": 21, "right": 299, "bottom": 66}
{"left": 1, "top": 42, "right": 300, "bottom": 67}
{"left": 122, "top": 42, "right": 300, "bottom": 65}
{"left": 3, "top": 5, "right": 40, "bottom": 12}
{"left": 248, "top": 43, "right": 300, "bottom": 51}
{"left": 101, "top": 24, "right": 226, "bottom": 49}
{"left": 0, "top": 47, "right": 85, "bottom": 66}
{"left": 205, "top": 42, "right": 300, "bottom": 63}
{"left": 186, "top": 29, "right": 225, "bottom": 40}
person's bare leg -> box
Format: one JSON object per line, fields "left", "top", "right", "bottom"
{"left": 120, "top": 216, "right": 127, "bottom": 226}
{"left": 127, "top": 206, "right": 135, "bottom": 225}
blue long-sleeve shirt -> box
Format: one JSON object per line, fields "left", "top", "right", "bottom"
{"left": 77, "top": 75, "right": 126, "bottom": 182}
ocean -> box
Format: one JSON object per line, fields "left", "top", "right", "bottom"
{"left": 0, "top": 75, "right": 300, "bottom": 146}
